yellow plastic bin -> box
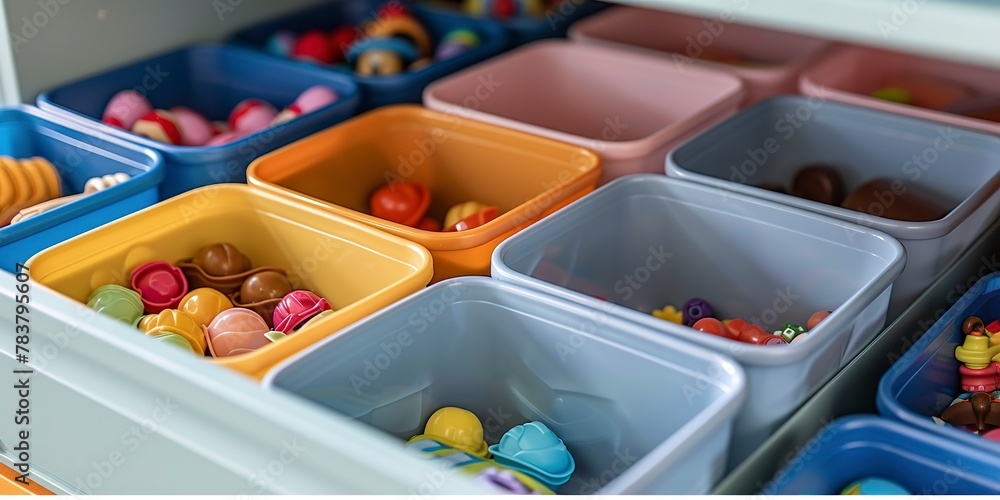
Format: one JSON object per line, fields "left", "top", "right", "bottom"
{"left": 247, "top": 105, "right": 601, "bottom": 282}
{"left": 25, "top": 184, "right": 432, "bottom": 380}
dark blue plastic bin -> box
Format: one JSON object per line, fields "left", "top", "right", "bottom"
{"left": 426, "top": 0, "right": 609, "bottom": 46}
{"left": 762, "top": 415, "right": 1000, "bottom": 495}
{"left": 877, "top": 271, "right": 1000, "bottom": 455}
{"left": 0, "top": 105, "right": 163, "bottom": 272}
{"left": 36, "top": 44, "right": 359, "bottom": 198}
{"left": 228, "top": 1, "right": 507, "bottom": 111}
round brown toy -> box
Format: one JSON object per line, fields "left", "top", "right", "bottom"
{"left": 191, "top": 243, "right": 252, "bottom": 277}
{"left": 791, "top": 165, "right": 845, "bottom": 206}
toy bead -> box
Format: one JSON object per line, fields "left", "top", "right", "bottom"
{"left": 265, "top": 30, "right": 297, "bottom": 57}
{"left": 102, "top": 89, "right": 153, "bottom": 129}
{"left": 776, "top": 323, "right": 806, "bottom": 343}
{"left": 652, "top": 305, "right": 682, "bottom": 324}
{"left": 444, "top": 205, "right": 498, "bottom": 232}
{"left": 806, "top": 310, "right": 831, "bottom": 330}
{"left": 370, "top": 182, "right": 430, "bottom": 226}
{"left": 231, "top": 270, "right": 294, "bottom": 328}
{"left": 292, "top": 30, "right": 334, "bottom": 64}
{"left": 488, "top": 421, "right": 575, "bottom": 490}
{"left": 87, "top": 284, "right": 145, "bottom": 325}
{"left": 273, "top": 290, "right": 332, "bottom": 334}
{"left": 692, "top": 318, "right": 730, "bottom": 339}
{"left": 738, "top": 324, "right": 788, "bottom": 345}
{"left": 964, "top": 316, "right": 986, "bottom": 336}
{"left": 958, "top": 364, "right": 1000, "bottom": 393}
{"left": 328, "top": 26, "right": 358, "bottom": 63}
{"left": 229, "top": 98, "right": 278, "bottom": 135}
{"left": 130, "top": 261, "right": 189, "bottom": 314}
{"left": 724, "top": 318, "right": 747, "bottom": 338}
{"left": 204, "top": 307, "right": 271, "bottom": 357}
{"left": 682, "top": 298, "right": 714, "bottom": 327}
{"left": 132, "top": 109, "right": 183, "bottom": 145}
{"left": 169, "top": 106, "right": 215, "bottom": 146}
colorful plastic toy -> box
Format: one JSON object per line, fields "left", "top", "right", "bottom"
{"left": 292, "top": 30, "right": 334, "bottom": 64}
{"left": 274, "top": 85, "right": 339, "bottom": 124}
{"left": 102, "top": 89, "right": 153, "bottom": 129}
{"left": 807, "top": 310, "right": 831, "bottom": 330}
{"left": 12, "top": 172, "right": 129, "bottom": 224}
{"left": 177, "top": 287, "right": 233, "bottom": 327}
{"left": 206, "top": 131, "right": 240, "bottom": 146}
{"left": 273, "top": 290, "right": 332, "bottom": 334}
{"left": 191, "top": 242, "right": 253, "bottom": 277}
{"left": 370, "top": 182, "right": 430, "bottom": 226}
{"left": 348, "top": 38, "right": 420, "bottom": 76}
{"left": 488, "top": 421, "right": 574, "bottom": 490}
{"left": 409, "top": 407, "right": 490, "bottom": 459}
{"left": 840, "top": 477, "right": 910, "bottom": 495}
{"left": 435, "top": 29, "right": 480, "bottom": 61}
{"left": 138, "top": 308, "right": 207, "bottom": 354}
{"left": 328, "top": 27, "right": 358, "bottom": 62}
{"left": 955, "top": 316, "right": 1000, "bottom": 392}
{"left": 132, "top": 109, "right": 183, "bottom": 145}
{"left": 130, "top": 261, "right": 189, "bottom": 314}
{"left": 444, "top": 201, "right": 490, "bottom": 229}
{"left": 737, "top": 323, "right": 788, "bottom": 345}
{"left": 169, "top": 106, "right": 215, "bottom": 146}
{"left": 652, "top": 305, "right": 682, "bottom": 324}
{"left": 776, "top": 323, "right": 806, "bottom": 343}
{"left": 463, "top": 0, "right": 543, "bottom": 19}
{"left": 692, "top": 317, "right": 732, "bottom": 339}
{"left": 406, "top": 437, "right": 553, "bottom": 494}
{"left": 265, "top": 30, "right": 297, "bottom": 57}
{"left": 444, "top": 204, "right": 498, "bottom": 232}
{"left": 940, "top": 391, "right": 1000, "bottom": 434}
{"left": 231, "top": 270, "right": 293, "bottom": 328}
{"left": 229, "top": 98, "right": 278, "bottom": 135}
{"left": 203, "top": 307, "right": 271, "bottom": 357}
{"left": 87, "top": 284, "right": 145, "bottom": 325}
{"left": 363, "top": 13, "right": 431, "bottom": 57}
{"left": 298, "top": 308, "right": 334, "bottom": 330}
{"left": 682, "top": 298, "right": 714, "bottom": 327}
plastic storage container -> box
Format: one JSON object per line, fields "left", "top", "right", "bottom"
{"left": 877, "top": 271, "right": 1000, "bottom": 455}
{"left": 264, "top": 277, "right": 747, "bottom": 494}
{"left": 568, "top": 6, "right": 832, "bottom": 105}
{"left": 491, "top": 175, "right": 906, "bottom": 468}
{"left": 36, "top": 44, "right": 359, "bottom": 198}
{"left": 667, "top": 96, "right": 1000, "bottom": 320}
{"left": 247, "top": 105, "right": 601, "bottom": 283}
{"left": 761, "top": 415, "right": 1000, "bottom": 495}
{"left": 24, "top": 184, "right": 432, "bottom": 380}
{"left": 423, "top": 40, "right": 743, "bottom": 185}
{"left": 425, "top": 0, "right": 609, "bottom": 46}
{"left": 228, "top": 1, "right": 507, "bottom": 111}
{"left": 0, "top": 106, "right": 163, "bottom": 272}
{"left": 801, "top": 44, "right": 1000, "bottom": 137}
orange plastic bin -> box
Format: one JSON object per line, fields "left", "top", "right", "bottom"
{"left": 248, "top": 105, "right": 602, "bottom": 283}
{"left": 26, "top": 184, "right": 432, "bottom": 380}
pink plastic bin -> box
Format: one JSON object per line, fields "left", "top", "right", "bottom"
{"left": 423, "top": 40, "right": 744, "bottom": 185}
{"left": 568, "top": 6, "right": 832, "bottom": 106}
{"left": 801, "top": 45, "right": 1000, "bottom": 136}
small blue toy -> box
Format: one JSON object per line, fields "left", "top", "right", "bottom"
{"left": 488, "top": 421, "right": 575, "bottom": 491}
{"left": 840, "top": 477, "right": 910, "bottom": 495}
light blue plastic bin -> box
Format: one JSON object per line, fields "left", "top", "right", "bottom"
{"left": 491, "top": 174, "right": 906, "bottom": 469}
{"left": 667, "top": 96, "right": 1000, "bottom": 320}
{"left": 37, "top": 44, "right": 359, "bottom": 198}
{"left": 264, "top": 277, "right": 746, "bottom": 494}
{"left": 0, "top": 105, "right": 163, "bottom": 272}
{"left": 877, "top": 271, "right": 1000, "bottom": 456}
{"left": 761, "top": 415, "right": 1000, "bottom": 495}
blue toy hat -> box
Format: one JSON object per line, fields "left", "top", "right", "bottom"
{"left": 488, "top": 421, "right": 575, "bottom": 490}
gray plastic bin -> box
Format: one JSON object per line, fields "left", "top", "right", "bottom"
{"left": 667, "top": 96, "right": 1000, "bottom": 319}
{"left": 491, "top": 175, "right": 905, "bottom": 469}
{"left": 264, "top": 277, "right": 747, "bottom": 494}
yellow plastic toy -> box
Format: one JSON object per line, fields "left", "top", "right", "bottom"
{"left": 178, "top": 287, "right": 234, "bottom": 327}
{"left": 139, "top": 309, "right": 207, "bottom": 354}
{"left": 652, "top": 305, "right": 682, "bottom": 324}
{"left": 956, "top": 316, "right": 1000, "bottom": 369}
{"left": 444, "top": 201, "right": 492, "bottom": 230}
{"left": 409, "top": 407, "right": 490, "bottom": 459}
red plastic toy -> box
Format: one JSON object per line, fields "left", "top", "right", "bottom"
{"left": 369, "top": 182, "right": 430, "bottom": 226}
{"left": 130, "top": 261, "right": 189, "bottom": 314}
{"left": 273, "top": 290, "right": 332, "bottom": 334}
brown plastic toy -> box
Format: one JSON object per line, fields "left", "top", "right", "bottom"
{"left": 791, "top": 165, "right": 845, "bottom": 206}
{"left": 229, "top": 270, "right": 293, "bottom": 328}
{"left": 841, "top": 178, "right": 950, "bottom": 222}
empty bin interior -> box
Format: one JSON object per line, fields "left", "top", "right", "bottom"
{"left": 427, "top": 42, "right": 740, "bottom": 142}
{"left": 268, "top": 281, "right": 738, "bottom": 494}
{"left": 671, "top": 97, "right": 1000, "bottom": 218}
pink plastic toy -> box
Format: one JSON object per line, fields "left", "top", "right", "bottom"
{"left": 229, "top": 98, "right": 278, "bottom": 135}
{"left": 203, "top": 307, "right": 271, "bottom": 357}
{"left": 273, "top": 290, "right": 331, "bottom": 334}
{"left": 130, "top": 261, "right": 189, "bottom": 314}
{"left": 102, "top": 89, "right": 153, "bottom": 129}
{"left": 169, "top": 106, "right": 215, "bottom": 146}
{"left": 274, "top": 85, "right": 339, "bottom": 124}
{"left": 132, "top": 109, "right": 184, "bottom": 145}
{"left": 206, "top": 131, "right": 240, "bottom": 146}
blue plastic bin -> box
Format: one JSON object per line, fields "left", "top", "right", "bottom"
{"left": 264, "top": 277, "right": 747, "bottom": 494}
{"left": 761, "top": 415, "right": 1000, "bottom": 495}
{"left": 425, "top": 0, "right": 609, "bottom": 46}
{"left": 877, "top": 271, "right": 1000, "bottom": 455}
{"left": 36, "top": 44, "right": 359, "bottom": 198}
{"left": 0, "top": 105, "right": 163, "bottom": 272}
{"left": 228, "top": 1, "right": 507, "bottom": 111}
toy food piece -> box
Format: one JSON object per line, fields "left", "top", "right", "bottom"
{"left": 265, "top": 30, "right": 297, "bottom": 57}
{"left": 12, "top": 172, "right": 128, "bottom": 224}
{"left": 130, "top": 261, "right": 189, "bottom": 314}
{"left": 841, "top": 477, "right": 910, "bottom": 495}
{"left": 178, "top": 287, "right": 233, "bottom": 327}
{"left": 328, "top": 27, "right": 358, "bottom": 63}
{"left": 878, "top": 73, "right": 973, "bottom": 111}
{"left": 435, "top": 29, "right": 480, "bottom": 61}
{"left": 273, "top": 290, "right": 332, "bottom": 334}
{"left": 791, "top": 165, "right": 845, "bottom": 206}
{"left": 692, "top": 317, "right": 730, "bottom": 339}
{"left": 132, "top": 110, "right": 183, "bottom": 145}
{"left": 444, "top": 205, "right": 499, "bottom": 232}
{"left": 169, "top": 106, "right": 215, "bottom": 146}
{"left": 102, "top": 89, "right": 153, "bottom": 129}
{"left": 940, "top": 391, "right": 1000, "bottom": 434}
{"left": 406, "top": 437, "right": 553, "bottom": 494}
{"left": 138, "top": 309, "right": 207, "bottom": 354}
{"left": 87, "top": 284, "right": 145, "bottom": 324}
{"left": 229, "top": 98, "right": 278, "bottom": 135}
{"left": 738, "top": 323, "right": 788, "bottom": 345}
{"left": 274, "top": 85, "right": 339, "bottom": 124}
{"left": 204, "top": 307, "right": 271, "bottom": 357}
{"left": 807, "top": 310, "right": 831, "bottom": 330}
{"left": 682, "top": 298, "right": 714, "bottom": 327}
{"left": 488, "top": 421, "right": 574, "bottom": 490}
{"left": 409, "top": 407, "right": 490, "bottom": 458}
{"left": 348, "top": 38, "right": 419, "bottom": 76}
{"left": 230, "top": 270, "right": 293, "bottom": 328}
{"left": 841, "top": 178, "right": 950, "bottom": 222}
{"left": 292, "top": 30, "right": 334, "bottom": 64}
{"left": 191, "top": 242, "right": 252, "bottom": 277}
{"left": 776, "top": 323, "right": 806, "bottom": 343}
{"left": 370, "top": 182, "right": 430, "bottom": 226}
{"left": 364, "top": 13, "right": 431, "bottom": 58}
{"left": 871, "top": 87, "right": 911, "bottom": 105}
